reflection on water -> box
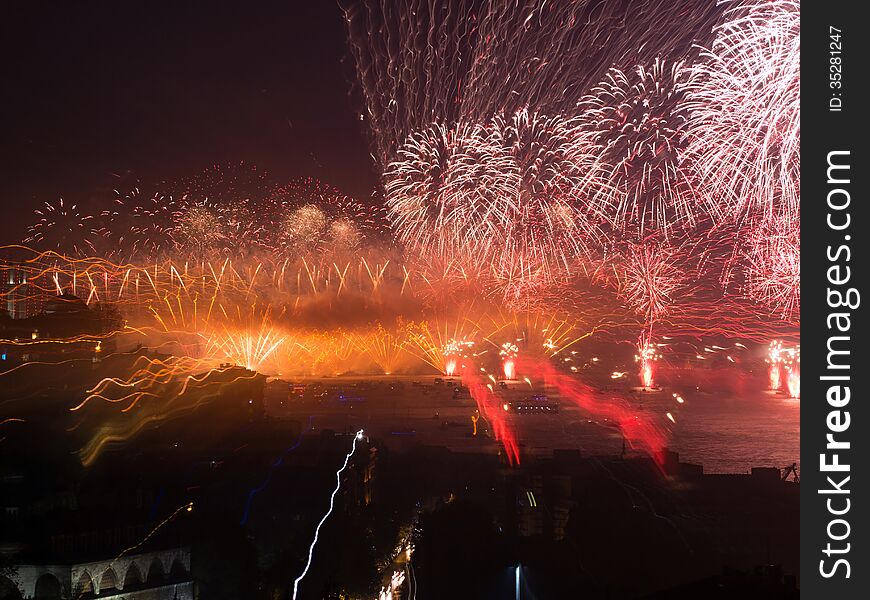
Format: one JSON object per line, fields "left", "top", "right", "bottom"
{"left": 655, "top": 390, "right": 799, "bottom": 474}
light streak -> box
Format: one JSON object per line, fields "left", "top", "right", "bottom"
{"left": 292, "top": 429, "right": 365, "bottom": 600}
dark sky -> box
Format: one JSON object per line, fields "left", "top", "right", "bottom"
{"left": 1, "top": 1, "right": 376, "bottom": 242}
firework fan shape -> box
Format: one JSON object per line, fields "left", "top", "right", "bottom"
{"left": 24, "top": 199, "right": 98, "bottom": 257}
{"left": 684, "top": 0, "right": 800, "bottom": 224}
{"left": 578, "top": 58, "right": 700, "bottom": 238}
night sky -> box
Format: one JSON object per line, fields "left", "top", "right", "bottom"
{"left": 1, "top": 1, "right": 375, "bottom": 242}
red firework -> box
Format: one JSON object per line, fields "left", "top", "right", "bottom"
{"left": 577, "top": 58, "right": 700, "bottom": 237}
{"left": 24, "top": 199, "right": 98, "bottom": 257}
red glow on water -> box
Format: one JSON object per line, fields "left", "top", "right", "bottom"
{"left": 518, "top": 357, "right": 667, "bottom": 463}
{"left": 461, "top": 365, "right": 520, "bottom": 465}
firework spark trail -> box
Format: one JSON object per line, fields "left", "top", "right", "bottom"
{"left": 9, "top": 0, "right": 800, "bottom": 321}
{"left": 292, "top": 430, "right": 365, "bottom": 600}
{"left": 167, "top": 162, "right": 272, "bottom": 256}
{"left": 767, "top": 339, "right": 784, "bottom": 390}
{"left": 519, "top": 357, "right": 668, "bottom": 460}
{"left": 3, "top": 242, "right": 799, "bottom": 381}
{"left": 786, "top": 360, "right": 800, "bottom": 399}
{"left": 404, "top": 316, "right": 479, "bottom": 375}
{"left": 74, "top": 366, "right": 260, "bottom": 466}
{"left": 98, "top": 181, "right": 178, "bottom": 260}
{"left": 740, "top": 216, "right": 800, "bottom": 319}
{"left": 348, "top": 324, "right": 409, "bottom": 375}
{"left": 73, "top": 501, "right": 194, "bottom": 600}
{"left": 384, "top": 112, "right": 608, "bottom": 294}
{"left": 271, "top": 177, "right": 389, "bottom": 246}
{"left": 616, "top": 240, "right": 686, "bottom": 324}
{"left": 441, "top": 338, "right": 475, "bottom": 377}
{"left": 344, "top": 0, "right": 726, "bottom": 300}
{"left": 280, "top": 204, "right": 328, "bottom": 254}
{"left": 685, "top": 0, "right": 800, "bottom": 225}
{"left": 173, "top": 201, "right": 227, "bottom": 258}
{"left": 24, "top": 199, "right": 98, "bottom": 257}
{"left": 499, "top": 342, "right": 518, "bottom": 381}
{"left": 481, "top": 309, "right": 591, "bottom": 381}
{"left": 636, "top": 334, "right": 661, "bottom": 389}
{"left": 343, "top": 0, "right": 721, "bottom": 166}
{"left": 6, "top": 219, "right": 795, "bottom": 372}
{"left": 1, "top": 1, "right": 804, "bottom": 528}
{"left": 767, "top": 339, "right": 799, "bottom": 398}
{"left": 204, "top": 325, "right": 287, "bottom": 373}
{"left": 577, "top": 58, "right": 700, "bottom": 237}
{"left": 22, "top": 168, "right": 384, "bottom": 263}
{"left": 786, "top": 365, "right": 800, "bottom": 398}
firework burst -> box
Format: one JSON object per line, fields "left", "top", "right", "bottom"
{"left": 279, "top": 204, "right": 328, "bottom": 254}
{"left": 617, "top": 240, "right": 686, "bottom": 323}
{"left": 172, "top": 201, "right": 226, "bottom": 258}
{"left": 24, "top": 199, "right": 98, "bottom": 257}
{"left": 685, "top": 0, "right": 800, "bottom": 224}
{"left": 740, "top": 216, "right": 800, "bottom": 320}
{"left": 344, "top": 0, "right": 722, "bottom": 166}
{"left": 100, "top": 183, "right": 178, "bottom": 260}
{"left": 578, "top": 58, "right": 699, "bottom": 237}
{"left": 386, "top": 112, "right": 605, "bottom": 297}
{"left": 499, "top": 341, "right": 518, "bottom": 380}
{"left": 271, "top": 177, "right": 388, "bottom": 246}
{"left": 766, "top": 339, "right": 799, "bottom": 397}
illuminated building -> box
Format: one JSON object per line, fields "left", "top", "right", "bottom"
{"left": 1, "top": 264, "right": 45, "bottom": 320}
{"left": 9, "top": 547, "right": 193, "bottom": 599}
